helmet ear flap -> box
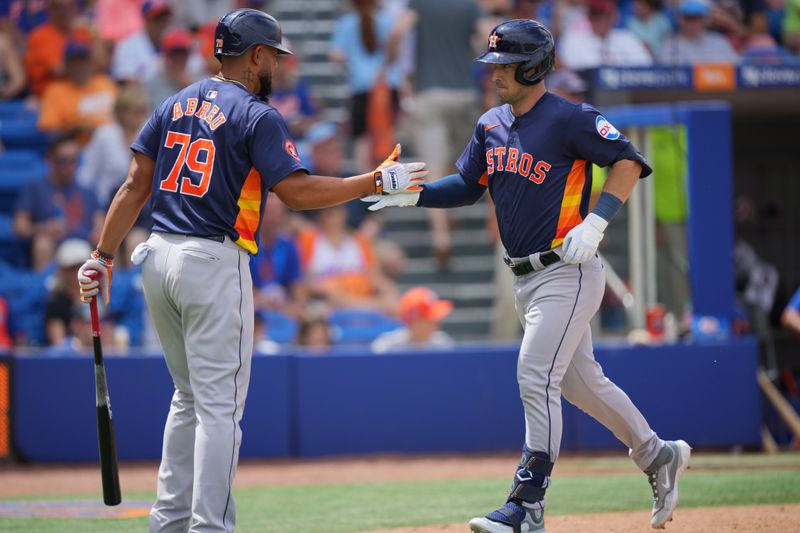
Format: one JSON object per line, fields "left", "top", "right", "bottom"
{"left": 515, "top": 58, "right": 540, "bottom": 86}
{"left": 514, "top": 50, "right": 555, "bottom": 86}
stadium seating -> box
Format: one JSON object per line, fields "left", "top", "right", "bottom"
{"left": 329, "top": 309, "right": 402, "bottom": 345}
{"left": 0, "top": 150, "right": 48, "bottom": 267}
{"left": 0, "top": 100, "right": 49, "bottom": 153}
{"left": 0, "top": 262, "right": 51, "bottom": 346}
{"left": 260, "top": 310, "right": 298, "bottom": 344}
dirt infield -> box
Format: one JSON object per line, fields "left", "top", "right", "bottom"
{"left": 0, "top": 454, "right": 521, "bottom": 497}
{"left": 358, "top": 504, "right": 800, "bottom": 533}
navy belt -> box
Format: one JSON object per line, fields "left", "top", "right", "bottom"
{"left": 504, "top": 250, "right": 560, "bottom": 276}
{"left": 186, "top": 234, "right": 225, "bottom": 243}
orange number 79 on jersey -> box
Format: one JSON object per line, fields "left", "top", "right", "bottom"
{"left": 159, "top": 130, "right": 216, "bottom": 197}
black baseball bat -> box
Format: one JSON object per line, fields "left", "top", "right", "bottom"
{"left": 89, "top": 296, "right": 122, "bottom": 506}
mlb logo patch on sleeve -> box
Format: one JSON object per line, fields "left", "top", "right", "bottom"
{"left": 595, "top": 116, "right": 620, "bottom": 140}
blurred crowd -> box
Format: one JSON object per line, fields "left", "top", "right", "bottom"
{"left": 0, "top": 0, "right": 798, "bottom": 355}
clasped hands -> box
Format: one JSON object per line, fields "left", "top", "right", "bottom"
{"left": 365, "top": 144, "right": 426, "bottom": 211}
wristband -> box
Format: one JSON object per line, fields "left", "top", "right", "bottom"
{"left": 92, "top": 249, "right": 115, "bottom": 267}
{"left": 373, "top": 171, "right": 384, "bottom": 195}
{"left": 591, "top": 192, "right": 623, "bottom": 222}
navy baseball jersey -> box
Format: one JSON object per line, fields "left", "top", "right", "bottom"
{"left": 132, "top": 77, "right": 307, "bottom": 254}
{"left": 456, "top": 92, "right": 651, "bottom": 258}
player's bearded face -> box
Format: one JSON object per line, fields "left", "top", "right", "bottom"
{"left": 256, "top": 47, "right": 277, "bottom": 102}
{"left": 257, "top": 70, "right": 273, "bottom": 101}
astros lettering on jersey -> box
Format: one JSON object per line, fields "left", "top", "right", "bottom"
{"left": 456, "top": 92, "right": 650, "bottom": 258}
{"left": 133, "top": 77, "right": 308, "bottom": 254}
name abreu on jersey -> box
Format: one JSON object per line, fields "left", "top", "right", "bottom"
{"left": 170, "top": 97, "right": 228, "bottom": 130}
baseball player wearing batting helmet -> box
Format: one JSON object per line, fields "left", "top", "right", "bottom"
{"left": 76, "top": 8, "right": 426, "bottom": 532}
{"left": 365, "top": 19, "right": 690, "bottom": 533}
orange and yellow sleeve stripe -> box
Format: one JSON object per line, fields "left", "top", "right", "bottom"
{"left": 233, "top": 167, "right": 262, "bottom": 254}
{"left": 550, "top": 160, "right": 586, "bottom": 249}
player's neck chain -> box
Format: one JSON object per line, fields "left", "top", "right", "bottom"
{"left": 213, "top": 74, "right": 248, "bottom": 91}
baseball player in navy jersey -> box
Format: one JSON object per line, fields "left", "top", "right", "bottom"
{"left": 365, "top": 19, "right": 690, "bottom": 533}
{"left": 75, "top": 9, "right": 426, "bottom": 532}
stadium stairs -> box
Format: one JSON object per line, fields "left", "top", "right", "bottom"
{"left": 273, "top": 0, "right": 498, "bottom": 340}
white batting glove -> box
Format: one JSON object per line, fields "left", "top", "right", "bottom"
{"left": 361, "top": 190, "right": 421, "bottom": 211}
{"left": 561, "top": 213, "right": 608, "bottom": 264}
{"left": 373, "top": 162, "right": 427, "bottom": 195}
{"left": 77, "top": 251, "right": 114, "bottom": 305}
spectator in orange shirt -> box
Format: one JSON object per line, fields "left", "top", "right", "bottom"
{"left": 296, "top": 205, "right": 398, "bottom": 315}
{"left": 24, "top": 0, "right": 92, "bottom": 96}
{"left": 38, "top": 40, "right": 118, "bottom": 140}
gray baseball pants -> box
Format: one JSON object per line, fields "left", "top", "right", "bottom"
{"left": 513, "top": 253, "right": 662, "bottom": 471}
{"left": 138, "top": 232, "right": 254, "bottom": 533}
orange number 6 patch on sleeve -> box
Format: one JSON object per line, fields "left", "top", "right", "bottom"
{"left": 160, "top": 130, "right": 216, "bottom": 198}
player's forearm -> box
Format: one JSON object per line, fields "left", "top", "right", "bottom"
{"left": 602, "top": 160, "right": 641, "bottom": 203}
{"left": 275, "top": 172, "right": 376, "bottom": 211}
{"left": 96, "top": 154, "right": 154, "bottom": 255}
{"left": 417, "top": 173, "right": 485, "bottom": 208}
{"left": 96, "top": 181, "right": 151, "bottom": 255}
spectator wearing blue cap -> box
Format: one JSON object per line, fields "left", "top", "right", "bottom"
{"left": 659, "top": 0, "right": 740, "bottom": 64}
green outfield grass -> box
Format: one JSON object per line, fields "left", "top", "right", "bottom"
{"left": 2, "top": 456, "right": 799, "bottom": 532}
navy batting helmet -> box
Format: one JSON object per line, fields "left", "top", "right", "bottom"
{"left": 476, "top": 19, "right": 555, "bottom": 86}
{"left": 214, "top": 9, "right": 292, "bottom": 60}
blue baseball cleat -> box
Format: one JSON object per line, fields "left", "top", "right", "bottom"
{"left": 469, "top": 501, "right": 545, "bottom": 533}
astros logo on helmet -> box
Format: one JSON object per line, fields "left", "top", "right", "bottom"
{"left": 476, "top": 19, "right": 555, "bottom": 86}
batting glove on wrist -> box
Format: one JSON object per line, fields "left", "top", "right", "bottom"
{"left": 361, "top": 190, "right": 421, "bottom": 211}
{"left": 562, "top": 212, "right": 608, "bottom": 264}
{"left": 373, "top": 162, "right": 427, "bottom": 195}
{"left": 77, "top": 250, "right": 114, "bottom": 305}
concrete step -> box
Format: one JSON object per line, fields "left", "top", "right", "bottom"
{"left": 399, "top": 255, "right": 494, "bottom": 284}
{"left": 281, "top": 19, "right": 336, "bottom": 38}
{"left": 385, "top": 228, "right": 493, "bottom": 258}
{"left": 269, "top": 0, "right": 342, "bottom": 17}
{"left": 399, "top": 281, "right": 494, "bottom": 303}
{"left": 403, "top": 255, "right": 494, "bottom": 275}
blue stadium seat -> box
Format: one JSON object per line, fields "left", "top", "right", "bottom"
{"left": 109, "top": 268, "right": 145, "bottom": 346}
{"left": 0, "top": 265, "right": 50, "bottom": 345}
{"left": 0, "top": 100, "right": 31, "bottom": 117}
{"left": 0, "top": 215, "right": 28, "bottom": 268}
{"left": 260, "top": 310, "right": 298, "bottom": 344}
{"left": 329, "top": 309, "right": 402, "bottom": 345}
{"left": 0, "top": 149, "right": 48, "bottom": 214}
{"left": 0, "top": 104, "right": 50, "bottom": 152}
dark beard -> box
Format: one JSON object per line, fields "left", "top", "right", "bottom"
{"left": 258, "top": 73, "right": 272, "bottom": 102}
